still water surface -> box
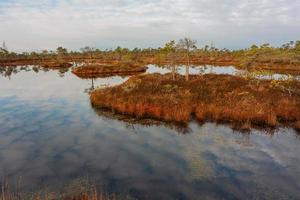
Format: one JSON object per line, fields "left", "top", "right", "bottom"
{"left": 146, "top": 64, "right": 300, "bottom": 80}
{"left": 0, "top": 65, "right": 300, "bottom": 200}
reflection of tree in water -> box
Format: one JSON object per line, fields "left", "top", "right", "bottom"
{"left": 0, "top": 65, "right": 29, "bottom": 79}
{"left": 58, "top": 67, "right": 69, "bottom": 77}
{"left": 91, "top": 106, "right": 191, "bottom": 134}
{"left": 0, "top": 65, "right": 70, "bottom": 79}
{"left": 80, "top": 75, "right": 130, "bottom": 94}
{"left": 84, "top": 78, "right": 95, "bottom": 94}
{"left": 32, "top": 66, "right": 40, "bottom": 73}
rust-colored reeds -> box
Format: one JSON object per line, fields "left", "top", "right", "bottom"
{"left": 91, "top": 73, "right": 300, "bottom": 131}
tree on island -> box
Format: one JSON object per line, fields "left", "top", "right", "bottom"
{"left": 56, "top": 46, "right": 68, "bottom": 61}
{"left": 177, "top": 37, "right": 197, "bottom": 81}
{"left": 162, "top": 40, "right": 177, "bottom": 80}
{"left": 2, "top": 41, "right": 8, "bottom": 51}
{"left": 80, "top": 46, "right": 96, "bottom": 60}
{"left": 0, "top": 41, "right": 9, "bottom": 57}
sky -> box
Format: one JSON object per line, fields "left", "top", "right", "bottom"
{"left": 0, "top": 0, "right": 299, "bottom": 52}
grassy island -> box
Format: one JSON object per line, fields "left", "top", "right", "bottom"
{"left": 72, "top": 62, "right": 147, "bottom": 78}
{"left": 0, "top": 58, "right": 72, "bottom": 69}
{"left": 90, "top": 73, "right": 300, "bottom": 131}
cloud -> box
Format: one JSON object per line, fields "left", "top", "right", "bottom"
{"left": 0, "top": 0, "right": 299, "bottom": 51}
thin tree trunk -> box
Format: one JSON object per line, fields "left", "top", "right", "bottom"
{"left": 92, "top": 78, "right": 94, "bottom": 90}
{"left": 186, "top": 53, "right": 190, "bottom": 81}
{"left": 172, "top": 64, "right": 175, "bottom": 80}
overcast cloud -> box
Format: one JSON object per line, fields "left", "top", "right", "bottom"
{"left": 0, "top": 0, "right": 299, "bottom": 52}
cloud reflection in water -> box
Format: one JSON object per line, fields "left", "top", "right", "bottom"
{"left": 0, "top": 66, "right": 299, "bottom": 199}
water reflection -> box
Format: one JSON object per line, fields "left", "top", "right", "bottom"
{"left": 84, "top": 76, "right": 129, "bottom": 93}
{"left": 92, "top": 107, "right": 191, "bottom": 134}
{"left": 0, "top": 66, "right": 300, "bottom": 199}
{"left": 146, "top": 64, "right": 241, "bottom": 76}
{"left": 146, "top": 64, "right": 300, "bottom": 80}
{"left": 0, "top": 65, "right": 70, "bottom": 79}
{"left": 1, "top": 63, "right": 299, "bottom": 81}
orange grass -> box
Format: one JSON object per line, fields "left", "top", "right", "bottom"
{"left": 90, "top": 73, "right": 300, "bottom": 131}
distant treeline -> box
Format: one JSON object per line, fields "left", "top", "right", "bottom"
{"left": 1, "top": 39, "right": 300, "bottom": 70}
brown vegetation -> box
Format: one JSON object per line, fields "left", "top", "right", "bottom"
{"left": 1, "top": 40, "right": 300, "bottom": 74}
{"left": 72, "top": 62, "right": 147, "bottom": 78}
{"left": 90, "top": 73, "right": 300, "bottom": 131}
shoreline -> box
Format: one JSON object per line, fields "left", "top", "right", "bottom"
{"left": 1, "top": 57, "right": 300, "bottom": 75}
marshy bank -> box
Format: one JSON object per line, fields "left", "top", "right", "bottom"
{"left": 0, "top": 58, "right": 72, "bottom": 69}
{"left": 1, "top": 40, "right": 300, "bottom": 76}
{"left": 1, "top": 54, "right": 299, "bottom": 75}
{"left": 90, "top": 73, "right": 300, "bottom": 131}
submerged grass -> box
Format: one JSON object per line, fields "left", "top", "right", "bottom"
{"left": 90, "top": 73, "right": 300, "bottom": 131}
{"left": 0, "top": 179, "right": 130, "bottom": 200}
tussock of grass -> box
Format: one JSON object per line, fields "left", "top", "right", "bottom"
{"left": 72, "top": 62, "right": 147, "bottom": 78}
{"left": 90, "top": 73, "right": 300, "bottom": 131}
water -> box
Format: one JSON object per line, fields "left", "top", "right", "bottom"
{"left": 0, "top": 65, "right": 300, "bottom": 200}
{"left": 146, "top": 64, "right": 241, "bottom": 75}
{"left": 146, "top": 64, "right": 300, "bottom": 80}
